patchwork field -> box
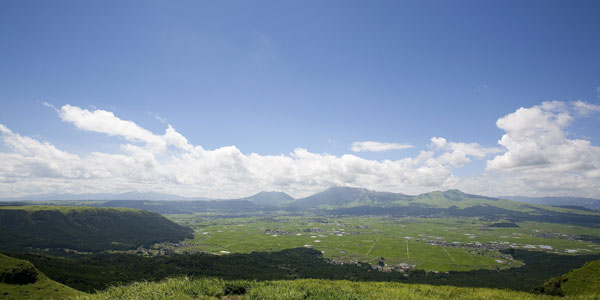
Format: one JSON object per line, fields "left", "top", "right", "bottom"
{"left": 163, "top": 215, "right": 600, "bottom": 272}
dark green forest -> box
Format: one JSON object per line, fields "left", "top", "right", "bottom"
{"left": 0, "top": 206, "right": 192, "bottom": 252}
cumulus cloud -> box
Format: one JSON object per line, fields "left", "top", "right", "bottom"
{"left": 58, "top": 105, "right": 198, "bottom": 153}
{"left": 572, "top": 100, "right": 600, "bottom": 117}
{"left": 0, "top": 105, "right": 494, "bottom": 198}
{"left": 59, "top": 105, "right": 170, "bottom": 152}
{"left": 1, "top": 102, "right": 599, "bottom": 199}
{"left": 483, "top": 101, "right": 600, "bottom": 197}
{"left": 487, "top": 101, "right": 599, "bottom": 172}
{"left": 430, "top": 137, "right": 501, "bottom": 168}
{"left": 0, "top": 122, "right": 452, "bottom": 197}
{"left": 351, "top": 141, "right": 413, "bottom": 152}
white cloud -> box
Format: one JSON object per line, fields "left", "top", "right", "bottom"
{"left": 59, "top": 105, "right": 198, "bottom": 153}
{"left": 41, "top": 101, "right": 59, "bottom": 112}
{"left": 482, "top": 101, "right": 600, "bottom": 197}
{"left": 1, "top": 102, "right": 599, "bottom": 199}
{"left": 351, "top": 141, "right": 413, "bottom": 152}
{"left": 430, "top": 137, "right": 501, "bottom": 168}
{"left": 0, "top": 105, "right": 482, "bottom": 198}
{"left": 59, "top": 105, "right": 167, "bottom": 152}
{"left": 487, "top": 101, "right": 599, "bottom": 172}
{"left": 572, "top": 100, "right": 600, "bottom": 117}
{"left": 152, "top": 112, "right": 168, "bottom": 124}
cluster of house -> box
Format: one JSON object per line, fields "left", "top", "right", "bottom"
{"left": 425, "top": 239, "right": 583, "bottom": 254}
{"left": 326, "top": 258, "right": 416, "bottom": 273}
{"left": 264, "top": 229, "right": 292, "bottom": 235}
{"left": 530, "top": 230, "right": 578, "bottom": 241}
{"left": 262, "top": 227, "right": 362, "bottom": 237}
{"left": 371, "top": 262, "right": 417, "bottom": 273}
{"left": 303, "top": 228, "right": 325, "bottom": 232}
{"left": 326, "top": 259, "right": 362, "bottom": 267}
{"left": 425, "top": 240, "right": 512, "bottom": 251}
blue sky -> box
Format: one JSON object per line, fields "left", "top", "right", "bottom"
{"left": 1, "top": 1, "right": 599, "bottom": 198}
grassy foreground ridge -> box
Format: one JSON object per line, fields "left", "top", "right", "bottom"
{"left": 561, "top": 260, "right": 600, "bottom": 296}
{"left": 0, "top": 253, "right": 82, "bottom": 299}
{"left": 535, "top": 259, "right": 600, "bottom": 297}
{"left": 78, "top": 277, "right": 596, "bottom": 300}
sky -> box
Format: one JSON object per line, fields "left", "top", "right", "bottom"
{"left": 1, "top": 0, "right": 599, "bottom": 199}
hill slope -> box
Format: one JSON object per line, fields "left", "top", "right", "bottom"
{"left": 0, "top": 253, "right": 82, "bottom": 299}
{"left": 292, "top": 186, "right": 412, "bottom": 208}
{"left": 536, "top": 259, "right": 600, "bottom": 297}
{"left": 0, "top": 206, "right": 193, "bottom": 252}
{"left": 561, "top": 259, "right": 600, "bottom": 296}
{"left": 319, "top": 189, "right": 600, "bottom": 225}
{"left": 79, "top": 276, "right": 591, "bottom": 300}
{"left": 414, "top": 189, "right": 501, "bottom": 208}
{"left": 502, "top": 196, "right": 600, "bottom": 211}
{"left": 241, "top": 191, "right": 295, "bottom": 207}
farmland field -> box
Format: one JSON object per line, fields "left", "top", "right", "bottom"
{"left": 163, "top": 214, "right": 600, "bottom": 272}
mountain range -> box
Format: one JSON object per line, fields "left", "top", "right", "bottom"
{"left": 502, "top": 196, "right": 600, "bottom": 211}
{"left": 239, "top": 191, "right": 295, "bottom": 207}
{"left": 3, "top": 187, "right": 600, "bottom": 213}
{"left": 291, "top": 186, "right": 412, "bottom": 208}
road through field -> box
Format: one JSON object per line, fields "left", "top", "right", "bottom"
{"left": 443, "top": 247, "right": 455, "bottom": 261}
{"left": 366, "top": 236, "right": 381, "bottom": 256}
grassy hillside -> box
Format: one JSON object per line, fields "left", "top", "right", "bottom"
{"left": 292, "top": 186, "right": 412, "bottom": 208}
{"left": 414, "top": 190, "right": 600, "bottom": 216}
{"left": 535, "top": 259, "right": 600, "bottom": 297}
{"left": 502, "top": 196, "right": 600, "bottom": 211}
{"left": 288, "top": 188, "right": 600, "bottom": 224}
{"left": 0, "top": 253, "right": 82, "bottom": 299}
{"left": 323, "top": 190, "right": 600, "bottom": 226}
{"left": 0, "top": 205, "right": 193, "bottom": 252}
{"left": 241, "top": 191, "right": 295, "bottom": 207}
{"left": 78, "top": 277, "right": 593, "bottom": 300}
{"left": 562, "top": 260, "right": 600, "bottom": 296}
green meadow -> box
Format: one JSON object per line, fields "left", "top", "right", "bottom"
{"left": 164, "top": 215, "right": 600, "bottom": 272}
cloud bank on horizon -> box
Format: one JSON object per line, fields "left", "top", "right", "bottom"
{"left": 1, "top": 101, "right": 599, "bottom": 199}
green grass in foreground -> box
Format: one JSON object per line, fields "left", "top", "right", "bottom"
{"left": 561, "top": 259, "right": 600, "bottom": 296}
{"left": 78, "top": 277, "right": 597, "bottom": 300}
{"left": 0, "top": 253, "right": 82, "bottom": 300}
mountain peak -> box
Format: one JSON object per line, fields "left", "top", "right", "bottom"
{"left": 254, "top": 191, "right": 293, "bottom": 197}
{"left": 443, "top": 189, "right": 467, "bottom": 195}
{"left": 293, "top": 186, "right": 411, "bottom": 208}
{"left": 416, "top": 189, "right": 499, "bottom": 204}
{"left": 321, "top": 186, "right": 377, "bottom": 194}
{"left": 324, "top": 186, "right": 372, "bottom": 192}
{"left": 242, "top": 191, "right": 294, "bottom": 206}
